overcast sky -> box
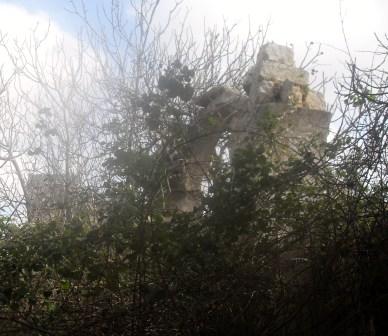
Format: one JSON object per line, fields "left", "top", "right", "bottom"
{"left": 0, "top": 0, "right": 387, "bottom": 104}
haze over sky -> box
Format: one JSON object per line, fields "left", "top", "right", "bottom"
{"left": 0, "top": 0, "right": 387, "bottom": 104}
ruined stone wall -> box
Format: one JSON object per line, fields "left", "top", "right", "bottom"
{"left": 26, "top": 174, "right": 67, "bottom": 222}
{"left": 26, "top": 173, "right": 90, "bottom": 223}
{"left": 25, "top": 44, "right": 331, "bottom": 219}
{"left": 166, "top": 43, "right": 331, "bottom": 213}
{"left": 237, "top": 43, "right": 331, "bottom": 161}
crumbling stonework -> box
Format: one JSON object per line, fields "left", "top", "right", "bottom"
{"left": 26, "top": 174, "right": 67, "bottom": 222}
{"left": 26, "top": 173, "right": 91, "bottom": 223}
{"left": 165, "top": 43, "right": 331, "bottom": 213}
{"left": 164, "top": 88, "right": 249, "bottom": 214}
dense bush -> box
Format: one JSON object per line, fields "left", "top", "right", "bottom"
{"left": 1, "top": 119, "right": 387, "bottom": 335}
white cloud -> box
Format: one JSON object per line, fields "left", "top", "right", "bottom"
{"left": 0, "top": 3, "right": 50, "bottom": 37}
{"left": 157, "top": 0, "right": 388, "bottom": 103}
{"left": 1, "top": 0, "right": 387, "bottom": 121}
{"left": 167, "top": 0, "right": 387, "bottom": 52}
{"left": 0, "top": 3, "right": 82, "bottom": 79}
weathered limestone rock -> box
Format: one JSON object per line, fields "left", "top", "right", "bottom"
{"left": 166, "top": 87, "right": 249, "bottom": 213}
{"left": 26, "top": 174, "right": 66, "bottom": 222}
{"left": 250, "top": 78, "right": 278, "bottom": 105}
{"left": 243, "top": 66, "right": 256, "bottom": 94}
{"left": 256, "top": 43, "right": 295, "bottom": 67}
{"left": 254, "top": 103, "right": 331, "bottom": 145}
{"left": 257, "top": 61, "right": 309, "bottom": 86}
{"left": 165, "top": 42, "right": 331, "bottom": 214}
{"left": 246, "top": 44, "right": 309, "bottom": 114}
{"left": 304, "top": 90, "right": 326, "bottom": 110}
{"left": 194, "top": 86, "right": 244, "bottom": 110}
{"left": 244, "top": 43, "right": 296, "bottom": 94}
{"left": 243, "top": 43, "right": 330, "bottom": 157}
{"left": 280, "top": 80, "right": 305, "bottom": 106}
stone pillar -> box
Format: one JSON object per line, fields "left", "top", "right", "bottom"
{"left": 237, "top": 42, "right": 331, "bottom": 161}
{"left": 165, "top": 43, "right": 331, "bottom": 214}
{"left": 165, "top": 87, "right": 248, "bottom": 213}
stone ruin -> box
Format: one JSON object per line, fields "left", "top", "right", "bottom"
{"left": 26, "top": 173, "right": 88, "bottom": 223}
{"left": 26, "top": 174, "right": 67, "bottom": 222}
{"left": 24, "top": 44, "right": 331, "bottom": 221}
{"left": 165, "top": 42, "right": 331, "bottom": 214}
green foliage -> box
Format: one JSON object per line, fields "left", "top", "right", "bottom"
{"left": 1, "top": 126, "right": 387, "bottom": 334}
{"left": 157, "top": 60, "right": 195, "bottom": 102}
